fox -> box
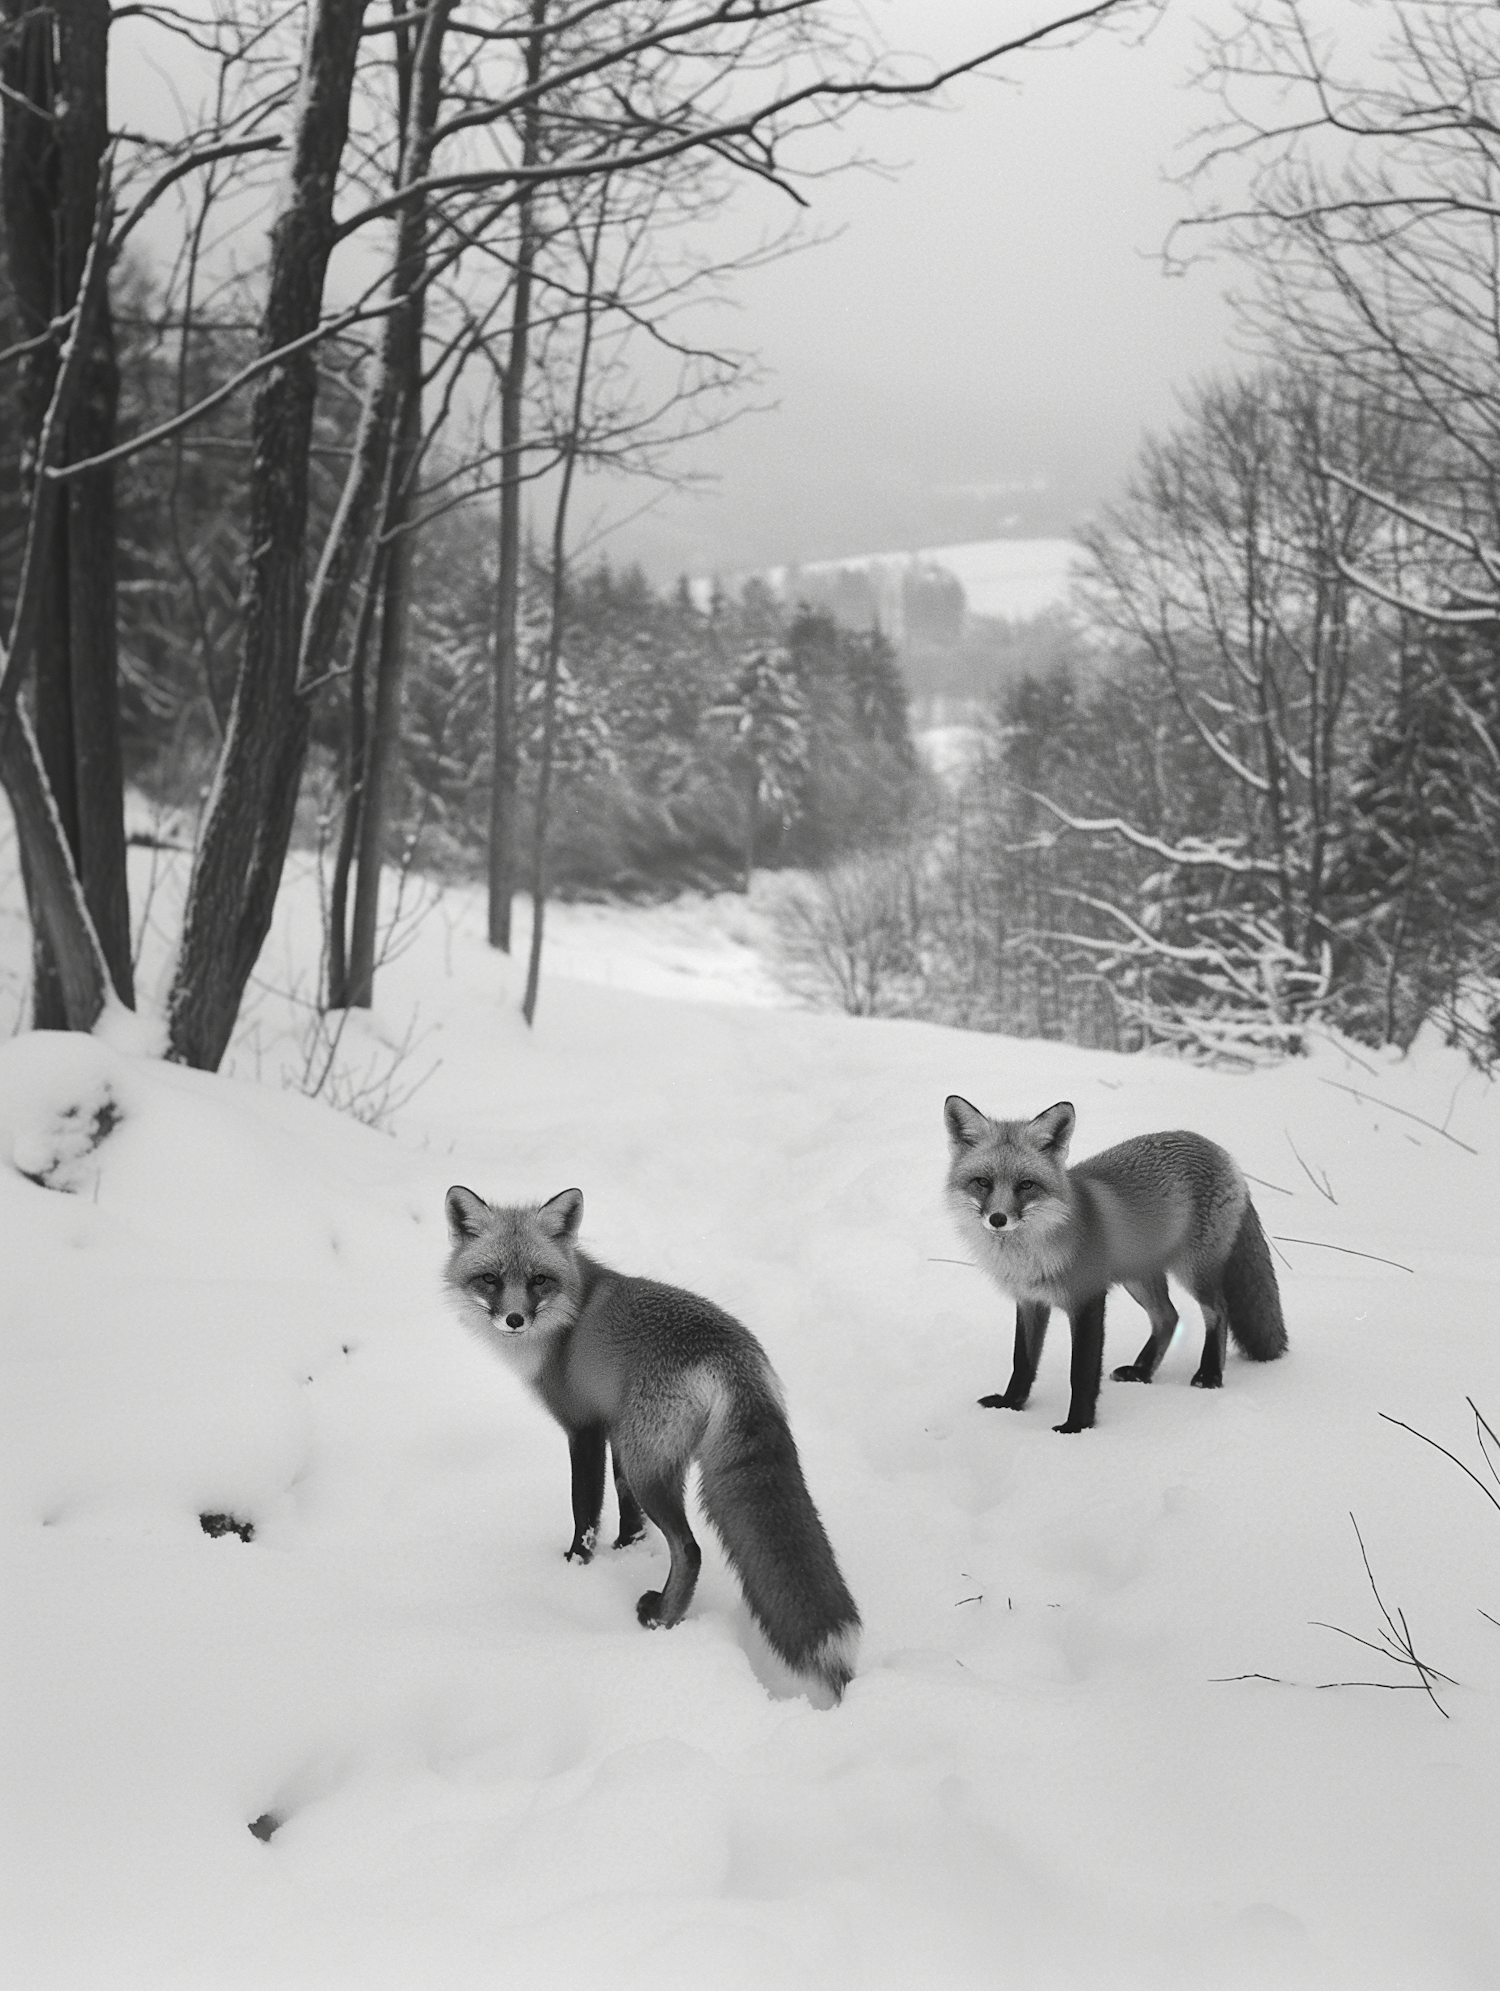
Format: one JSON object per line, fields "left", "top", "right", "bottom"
{"left": 443, "top": 1184, "right": 861, "bottom": 1702}
{"left": 943, "top": 1096, "right": 1287, "bottom": 1434}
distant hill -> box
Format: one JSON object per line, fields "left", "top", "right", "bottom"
{"left": 767, "top": 536, "right": 1082, "bottom": 636}
{"left": 727, "top": 537, "right": 1089, "bottom": 721}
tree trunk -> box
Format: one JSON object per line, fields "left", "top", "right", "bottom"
{"left": 342, "top": 0, "right": 451, "bottom": 1007}
{"left": 742, "top": 753, "right": 757, "bottom": 893}
{"left": 488, "top": 0, "right": 547, "bottom": 953}
{"left": 520, "top": 526, "right": 567, "bottom": 1028}
{"left": 522, "top": 181, "right": 604, "bottom": 1028}
{"left": 165, "top": 0, "right": 368, "bottom": 1071}
{"left": 344, "top": 403, "right": 418, "bottom": 1006}
{"left": 2, "top": 0, "right": 132, "bottom": 1024}
{"left": 0, "top": 704, "right": 113, "bottom": 1027}
{"left": 326, "top": 543, "right": 384, "bottom": 1009}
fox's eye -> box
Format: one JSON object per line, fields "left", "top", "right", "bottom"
{"left": 530, "top": 1274, "right": 554, "bottom": 1295}
{"left": 1015, "top": 1179, "right": 1037, "bottom": 1198}
{"left": 476, "top": 1271, "right": 500, "bottom": 1290}
{"left": 967, "top": 1177, "right": 991, "bottom": 1199}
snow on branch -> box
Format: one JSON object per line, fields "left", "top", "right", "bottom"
{"left": 1028, "top": 794, "right": 1281, "bottom": 875}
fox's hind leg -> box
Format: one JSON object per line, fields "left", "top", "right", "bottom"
{"left": 980, "top": 1300, "right": 1050, "bottom": 1411}
{"left": 566, "top": 1425, "right": 608, "bottom": 1562}
{"left": 610, "top": 1445, "right": 646, "bottom": 1549}
{"left": 1111, "top": 1274, "right": 1179, "bottom": 1383}
{"left": 626, "top": 1465, "right": 703, "bottom": 1630}
{"left": 1188, "top": 1282, "right": 1228, "bottom": 1389}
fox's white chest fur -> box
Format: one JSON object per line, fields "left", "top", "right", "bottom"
{"left": 968, "top": 1207, "right": 1074, "bottom": 1302}
{"left": 460, "top": 1288, "right": 554, "bottom": 1384}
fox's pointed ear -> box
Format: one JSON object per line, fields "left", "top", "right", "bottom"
{"left": 446, "top": 1185, "right": 491, "bottom": 1242}
{"left": 536, "top": 1187, "right": 583, "bottom": 1244}
{"left": 1029, "top": 1102, "right": 1075, "bottom": 1159}
{"left": 944, "top": 1095, "right": 991, "bottom": 1151}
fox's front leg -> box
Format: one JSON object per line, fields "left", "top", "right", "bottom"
{"left": 566, "top": 1424, "right": 607, "bottom": 1562}
{"left": 1056, "top": 1292, "right": 1106, "bottom": 1433}
{"left": 980, "top": 1300, "right": 1049, "bottom": 1411}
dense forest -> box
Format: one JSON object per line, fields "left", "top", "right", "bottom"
{"left": 2, "top": 0, "right": 1498, "bottom": 1072}
{"left": 775, "top": 0, "right": 1500, "bottom": 1069}
{"left": 2, "top": 0, "right": 1082, "bottom": 1061}
{"left": 781, "top": 363, "right": 1500, "bottom": 1066}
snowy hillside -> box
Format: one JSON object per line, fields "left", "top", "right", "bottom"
{"left": 2, "top": 845, "right": 1498, "bottom": 1990}
{"left": 704, "top": 536, "right": 1082, "bottom": 635}
{"left": 789, "top": 536, "right": 1082, "bottom": 623}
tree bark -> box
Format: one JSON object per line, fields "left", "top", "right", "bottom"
{"left": 343, "top": 0, "right": 452, "bottom": 1008}
{"left": 488, "top": 0, "right": 546, "bottom": 953}
{"left": 326, "top": 541, "right": 384, "bottom": 1009}
{"left": 165, "top": 0, "right": 368, "bottom": 1071}
{"left": 344, "top": 398, "right": 418, "bottom": 1006}
{"left": 0, "top": 704, "right": 113, "bottom": 1027}
{"left": 522, "top": 182, "right": 604, "bottom": 1028}
{"left": 1, "top": 0, "right": 131, "bottom": 1023}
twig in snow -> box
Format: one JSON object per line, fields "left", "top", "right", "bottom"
{"left": 1317, "top": 1079, "right": 1480, "bottom": 1155}
{"left": 1244, "top": 1172, "right": 1295, "bottom": 1196}
{"left": 1310, "top": 1515, "right": 1454, "bottom": 1718}
{"left": 1285, "top": 1130, "right": 1336, "bottom": 1202}
{"left": 1272, "top": 1237, "right": 1414, "bottom": 1274}
{"left": 1306, "top": 1028, "right": 1378, "bottom": 1075}
{"left": 1378, "top": 1405, "right": 1500, "bottom": 1519}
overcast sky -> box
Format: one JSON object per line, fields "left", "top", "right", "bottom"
{"left": 114, "top": 0, "right": 1247, "bottom": 589}
{"left": 589, "top": 0, "right": 1245, "bottom": 583}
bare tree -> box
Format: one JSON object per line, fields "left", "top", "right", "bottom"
{"left": 1072, "top": 366, "right": 1412, "bottom": 1044}
{"left": 2, "top": 0, "right": 131, "bottom": 1023}
{"left": 1188, "top": 0, "right": 1500, "bottom": 589}
{"left": 488, "top": 0, "right": 545, "bottom": 955}
{"left": 332, "top": 0, "right": 456, "bottom": 1009}
{"left": 520, "top": 175, "right": 609, "bottom": 1028}
{"left": 6, "top": 0, "right": 1144, "bottom": 1067}
{"left": 161, "top": 0, "right": 370, "bottom": 1071}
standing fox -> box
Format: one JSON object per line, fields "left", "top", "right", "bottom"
{"left": 443, "top": 1185, "right": 860, "bottom": 1701}
{"left": 944, "top": 1097, "right": 1287, "bottom": 1433}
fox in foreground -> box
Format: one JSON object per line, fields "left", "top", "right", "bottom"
{"left": 443, "top": 1185, "right": 861, "bottom": 1702}
{"left": 944, "top": 1097, "right": 1287, "bottom": 1433}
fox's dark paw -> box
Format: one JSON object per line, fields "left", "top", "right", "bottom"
{"left": 1111, "top": 1363, "right": 1151, "bottom": 1383}
{"left": 565, "top": 1528, "right": 597, "bottom": 1564}
{"left": 1052, "top": 1418, "right": 1094, "bottom": 1434}
{"left": 1190, "top": 1373, "right": 1223, "bottom": 1390}
{"left": 636, "top": 1589, "right": 666, "bottom": 1628}
{"left": 978, "top": 1392, "right": 1027, "bottom": 1411}
{"left": 613, "top": 1523, "right": 647, "bottom": 1550}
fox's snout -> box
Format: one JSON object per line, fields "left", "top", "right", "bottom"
{"left": 502, "top": 1309, "right": 527, "bottom": 1331}
{"left": 985, "top": 1210, "right": 1009, "bottom": 1229}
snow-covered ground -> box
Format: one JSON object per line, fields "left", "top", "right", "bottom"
{"left": 3, "top": 833, "right": 1499, "bottom": 1990}
{"left": 896, "top": 536, "right": 1081, "bottom": 622}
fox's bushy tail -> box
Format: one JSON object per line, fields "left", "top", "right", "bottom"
{"left": 698, "top": 1389, "right": 860, "bottom": 1701}
{"left": 1222, "top": 1199, "right": 1288, "bottom": 1361}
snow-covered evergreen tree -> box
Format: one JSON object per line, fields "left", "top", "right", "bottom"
{"left": 712, "top": 645, "right": 810, "bottom": 887}
{"left": 1330, "top": 625, "right": 1500, "bottom": 1054}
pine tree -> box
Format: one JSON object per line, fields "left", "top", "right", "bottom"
{"left": 1330, "top": 625, "right": 1500, "bottom": 1052}
{"left": 713, "top": 644, "right": 809, "bottom": 888}
{"left": 842, "top": 624, "right": 913, "bottom": 761}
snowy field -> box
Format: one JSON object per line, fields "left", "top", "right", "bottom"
{"left": 898, "top": 537, "right": 1081, "bottom": 622}
{"left": 733, "top": 535, "right": 1082, "bottom": 633}
{"left": 2, "top": 831, "right": 1499, "bottom": 1991}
